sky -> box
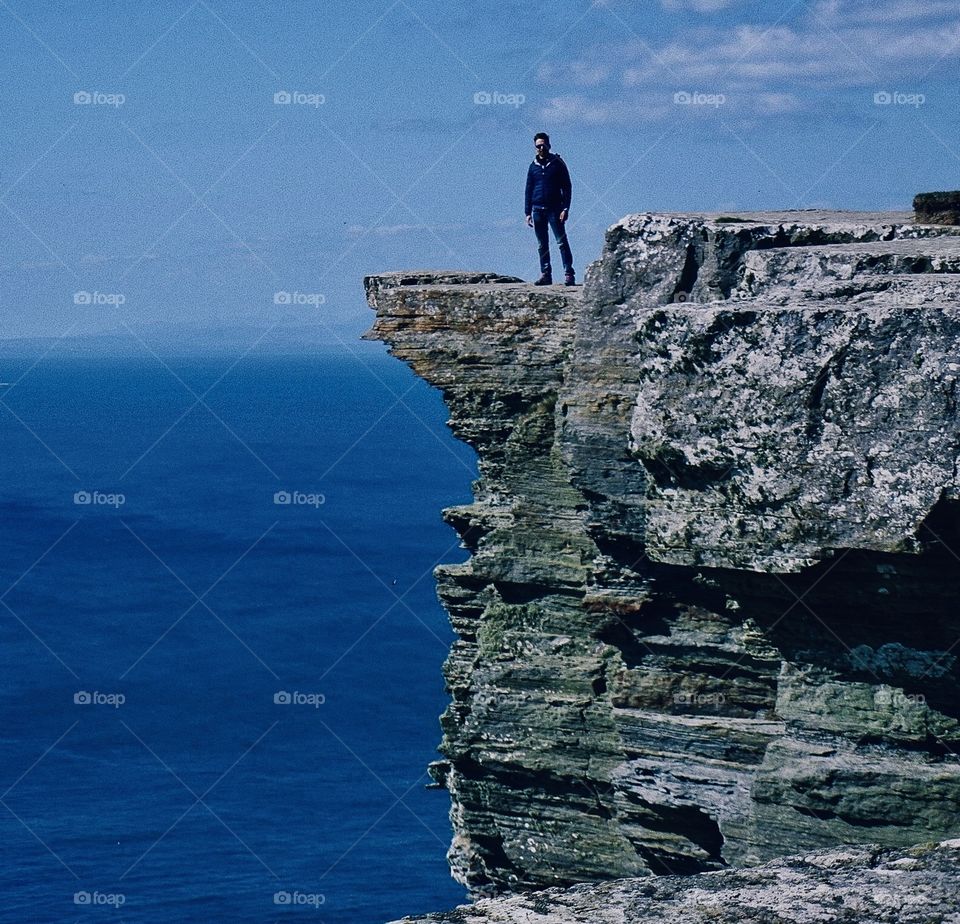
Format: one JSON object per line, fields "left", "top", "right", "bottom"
{"left": 1, "top": 0, "right": 958, "bottom": 344}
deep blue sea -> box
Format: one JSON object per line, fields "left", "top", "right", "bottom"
{"left": 0, "top": 345, "right": 473, "bottom": 923}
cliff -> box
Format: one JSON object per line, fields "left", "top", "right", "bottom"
{"left": 363, "top": 213, "right": 960, "bottom": 899}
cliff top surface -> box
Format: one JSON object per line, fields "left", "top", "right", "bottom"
{"left": 365, "top": 212, "right": 960, "bottom": 574}
{"left": 616, "top": 208, "right": 918, "bottom": 224}
{"left": 366, "top": 210, "right": 960, "bottom": 297}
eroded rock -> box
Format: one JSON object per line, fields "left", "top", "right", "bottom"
{"left": 390, "top": 839, "right": 960, "bottom": 923}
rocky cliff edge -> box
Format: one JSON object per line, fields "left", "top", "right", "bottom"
{"left": 363, "top": 212, "right": 960, "bottom": 901}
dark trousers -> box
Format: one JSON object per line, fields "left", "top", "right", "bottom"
{"left": 532, "top": 206, "right": 573, "bottom": 277}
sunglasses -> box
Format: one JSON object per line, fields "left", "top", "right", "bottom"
{"left": 535, "top": 142, "right": 547, "bottom": 148}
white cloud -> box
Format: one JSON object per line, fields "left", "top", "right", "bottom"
{"left": 536, "top": 88, "right": 806, "bottom": 126}
{"left": 539, "top": 94, "right": 673, "bottom": 125}
{"left": 345, "top": 221, "right": 468, "bottom": 237}
{"left": 754, "top": 92, "right": 804, "bottom": 114}
{"left": 535, "top": 0, "right": 960, "bottom": 125}
{"left": 660, "top": 0, "right": 748, "bottom": 10}
{"left": 619, "top": 18, "right": 960, "bottom": 87}
{"left": 810, "top": 0, "right": 960, "bottom": 25}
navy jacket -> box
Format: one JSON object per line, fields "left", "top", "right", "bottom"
{"left": 525, "top": 153, "right": 572, "bottom": 215}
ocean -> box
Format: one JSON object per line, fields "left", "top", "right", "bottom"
{"left": 0, "top": 345, "right": 472, "bottom": 922}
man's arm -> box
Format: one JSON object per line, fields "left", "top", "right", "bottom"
{"left": 524, "top": 164, "right": 534, "bottom": 218}
{"left": 558, "top": 158, "right": 572, "bottom": 214}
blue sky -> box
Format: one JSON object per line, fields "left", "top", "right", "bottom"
{"left": 1, "top": 0, "right": 958, "bottom": 342}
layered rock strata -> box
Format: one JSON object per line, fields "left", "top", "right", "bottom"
{"left": 391, "top": 839, "right": 960, "bottom": 924}
{"left": 363, "top": 212, "right": 960, "bottom": 897}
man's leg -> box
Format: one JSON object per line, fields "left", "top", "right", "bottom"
{"left": 533, "top": 208, "right": 552, "bottom": 278}
{"left": 547, "top": 210, "right": 574, "bottom": 275}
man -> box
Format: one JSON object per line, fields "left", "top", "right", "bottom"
{"left": 524, "top": 132, "right": 575, "bottom": 286}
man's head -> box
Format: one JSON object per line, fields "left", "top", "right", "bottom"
{"left": 534, "top": 132, "right": 550, "bottom": 157}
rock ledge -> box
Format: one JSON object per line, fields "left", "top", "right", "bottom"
{"left": 392, "top": 839, "right": 960, "bottom": 923}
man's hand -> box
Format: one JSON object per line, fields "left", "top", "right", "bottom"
{"left": 525, "top": 214, "right": 533, "bottom": 227}
{"left": 559, "top": 209, "right": 568, "bottom": 223}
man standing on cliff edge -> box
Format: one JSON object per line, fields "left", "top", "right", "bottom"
{"left": 525, "top": 132, "right": 575, "bottom": 286}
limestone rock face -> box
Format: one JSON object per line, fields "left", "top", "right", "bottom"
{"left": 363, "top": 212, "right": 960, "bottom": 898}
{"left": 390, "top": 839, "right": 960, "bottom": 924}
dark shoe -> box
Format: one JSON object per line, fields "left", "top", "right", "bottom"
{"left": 564, "top": 272, "right": 576, "bottom": 286}
{"left": 533, "top": 274, "right": 552, "bottom": 286}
